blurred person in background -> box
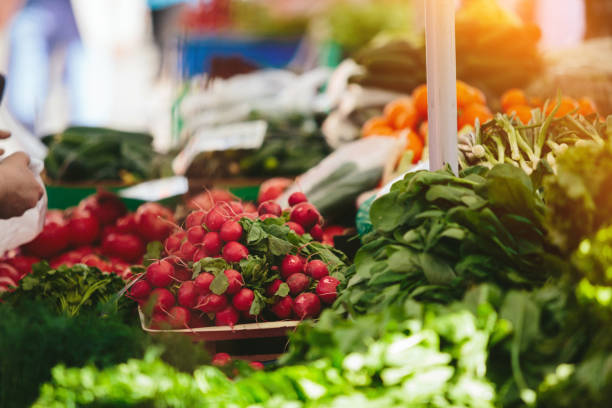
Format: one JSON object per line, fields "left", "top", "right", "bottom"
{"left": 5, "top": 0, "right": 94, "bottom": 134}
{"left": 148, "top": 0, "right": 194, "bottom": 76}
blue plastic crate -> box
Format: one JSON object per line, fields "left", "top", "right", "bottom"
{"left": 178, "top": 34, "right": 302, "bottom": 78}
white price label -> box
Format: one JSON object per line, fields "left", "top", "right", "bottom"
{"left": 172, "top": 121, "right": 268, "bottom": 175}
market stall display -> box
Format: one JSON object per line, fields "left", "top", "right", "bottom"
{"left": 2, "top": 1, "right": 612, "bottom": 406}
{"left": 1, "top": 191, "right": 176, "bottom": 281}
{"left": 43, "top": 127, "right": 164, "bottom": 185}
{"left": 134, "top": 194, "right": 348, "bottom": 331}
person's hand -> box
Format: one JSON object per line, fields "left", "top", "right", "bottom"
{"left": 0, "top": 129, "right": 9, "bottom": 156}
{"left": 0, "top": 150, "right": 44, "bottom": 219}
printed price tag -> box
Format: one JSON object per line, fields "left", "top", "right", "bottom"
{"left": 172, "top": 120, "right": 268, "bottom": 175}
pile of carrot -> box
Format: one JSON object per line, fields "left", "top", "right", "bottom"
{"left": 361, "top": 80, "right": 492, "bottom": 163}
{"left": 501, "top": 88, "right": 598, "bottom": 124}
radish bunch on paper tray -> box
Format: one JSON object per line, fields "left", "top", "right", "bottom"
{"left": 132, "top": 192, "right": 349, "bottom": 329}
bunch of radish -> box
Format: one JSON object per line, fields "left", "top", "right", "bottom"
{"left": 1, "top": 191, "right": 176, "bottom": 282}
{"left": 131, "top": 192, "right": 348, "bottom": 330}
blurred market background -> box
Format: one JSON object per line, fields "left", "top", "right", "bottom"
{"left": 0, "top": 0, "right": 611, "bottom": 187}
{"left": 4, "top": 2, "right": 612, "bottom": 407}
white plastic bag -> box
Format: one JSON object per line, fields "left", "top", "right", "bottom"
{"left": 0, "top": 158, "right": 47, "bottom": 254}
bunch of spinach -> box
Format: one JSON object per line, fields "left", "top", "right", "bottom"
{"left": 1, "top": 262, "right": 127, "bottom": 317}
{"left": 43, "top": 127, "right": 159, "bottom": 183}
{"left": 337, "top": 164, "right": 563, "bottom": 315}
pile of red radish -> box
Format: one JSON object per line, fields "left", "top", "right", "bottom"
{"left": 131, "top": 192, "right": 346, "bottom": 330}
{"left": 0, "top": 191, "right": 176, "bottom": 282}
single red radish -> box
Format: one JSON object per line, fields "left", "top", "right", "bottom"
{"left": 258, "top": 178, "right": 291, "bottom": 203}
{"left": 285, "top": 222, "right": 305, "bottom": 235}
{"left": 102, "top": 233, "right": 145, "bottom": 262}
{"left": 250, "top": 361, "right": 264, "bottom": 370}
{"left": 224, "top": 269, "right": 244, "bottom": 295}
{"left": 115, "top": 214, "right": 138, "bottom": 234}
{"left": 179, "top": 241, "right": 197, "bottom": 261}
{"left": 79, "top": 191, "right": 126, "bottom": 226}
{"left": 68, "top": 209, "right": 100, "bottom": 245}
{"left": 135, "top": 202, "right": 175, "bottom": 242}
{"left": 165, "top": 230, "right": 186, "bottom": 254}
{"left": 290, "top": 203, "right": 320, "bottom": 230}
{"left": 271, "top": 296, "right": 294, "bottom": 319}
{"left": 195, "top": 293, "right": 227, "bottom": 313}
{"left": 202, "top": 232, "right": 222, "bottom": 256}
{"left": 222, "top": 242, "right": 249, "bottom": 263}
{"left": 149, "top": 288, "right": 175, "bottom": 313}
{"left": 205, "top": 206, "right": 229, "bottom": 232}
{"left": 219, "top": 220, "right": 243, "bottom": 242}
{"left": 288, "top": 192, "right": 308, "bottom": 206}
{"left": 294, "top": 293, "right": 321, "bottom": 319}
{"left": 305, "top": 260, "right": 329, "bottom": 280}
{"left": 286, "top": 273, "right": 310, "bottom": 296}
{"left": 309, "top": 224, "right": 323, "bottom": 241}
{"left": 23, "top": 211, "right": 71, "bottom": 258}
{"left": 185, "top": 210, "right": 206, "bottom": 229}
{"left": 281, "top": 255, "right": 305, "bottom": 279}
{"left": 215, "top": 306, "right": 240, "bottom": 327}
{"left": 258, "top": 200, "right": 282, "bottom": 217}
{"left": 168, "top": 306, "right": 191, "bottom": 328}
{"left": 0, "top": 263, "right": 21, "bottom": 282}
{"left": 194, "top": 272, "right": 215, "bottom": 294}
{"left": 232, "top": 288, "right": 254, "bottom": 312}
{"left": 266, "top": 279, "right": 284, "bottom": 297}
{"left": 146, "top": 260, "right": 175, "bottom": 287}
{"left": 211, "top": 352, "right": 232, "bottom": 366}
{"left": 177, "top": 281, "right": 197, "bottom": 308}
{"left": 187, "top": 226, "right": 206, "bottom": 244}
{"left": 192, "top": 246, "right": 208, "bottom": 263}
{"left": 316, "top": 276, "right": 340, "bottom": 304}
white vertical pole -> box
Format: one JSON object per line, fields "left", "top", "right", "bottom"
{"left": 425, "top": 0, "right": 458, "bottom": 173}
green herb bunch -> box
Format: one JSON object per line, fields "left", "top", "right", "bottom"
{"left": 44, "top": 127, "right": 157, "bottom": 183}
{"left": 35, "top": 291, "right": 503, "bottom": 408}
{"left": 1, "top": 262, "right": 127, "bottom": 317}
{"left": 458, "top": 108, "right": 609, "bottom": 180}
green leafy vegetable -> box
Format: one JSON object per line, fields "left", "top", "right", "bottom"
{"left": 1, "top": 262, "right": 127, "bottom": 317}
{"left": 338, "top": 164, "right": 562, "bottom": 315}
